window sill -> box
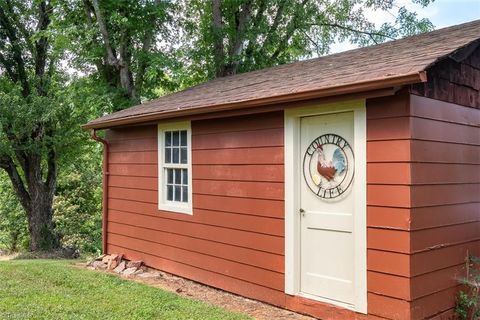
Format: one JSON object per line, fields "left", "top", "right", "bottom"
{"left": 158, "top": 203, "right": 193, "bottom": 215}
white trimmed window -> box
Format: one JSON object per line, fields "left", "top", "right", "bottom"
{"left": 158, "top": 121, "right": 192, "bottom": 214}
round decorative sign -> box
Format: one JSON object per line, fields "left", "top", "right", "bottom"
{"left": 303, "top": 133, "right": 355, "bottom": 199}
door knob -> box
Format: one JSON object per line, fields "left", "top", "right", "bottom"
{"left": 299, "top": 208, "right": 305, "bottom": 217}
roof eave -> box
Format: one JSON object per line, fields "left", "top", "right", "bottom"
{"left": 82, "top": 71, "right": 427, "bottom": 130}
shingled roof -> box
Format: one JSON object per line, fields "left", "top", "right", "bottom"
{"left": 84, "top": 19, "right": 480, "bottom": 129}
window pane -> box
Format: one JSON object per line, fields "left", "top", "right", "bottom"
{"left": 165, "top": 131, "right": 172, "bottom": 146}
{"left": 173, "top": 131, "right": 180, "bottom": 146}
{"left": 167, "top": 168, "right": 173, "bottom": 184}
{"left": 180, "top": 147, "right": 187, "bottom": 164}
{"left": 167, "top": 185, "right": 173, "bottom": 201}
{"left": 180, "top": 130, "right": 187, "bottom": 146}
{"left": 172, "top": 148, "right": 179, "bottom": 163}
{"left": 165, "top": 147, "right": 171, "bottom": 163}
{"left": 182, "top": 186, "right": 188, "bottom": 202}
{"left": 182, "top": 169, "right": 188, "bottom": 185}
{"left": 175, "top": 169, "right": 181, "bottom": 184}
{"left": 174, "top": 186, "right": 181, "bottom": 201}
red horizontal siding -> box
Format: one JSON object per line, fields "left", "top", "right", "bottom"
{"left": 367, "top": 140, "right": 410, "bottom": 162}
{"left": 109, "top": 176, "right": 157, "bottom": 190}
{"left": 193, "top": 147, "right": 284, "bottom": 165}
{"left": 410, "top": 203, "right": 479, "bottom": 230}
{"left": 109, "top": 138, "right": 157, "bottom": 152}
{"left": 193, "top": 180, "right": 284, "bottom": 200}
{"left": 192, "top": 128, "right": 283, "bottom": 150}
{"left": 108, "top": 222, "right": 283, "bottom": 272}
{"left": 191, "top": 111, "right": 284, "bottom": 135}
{"left": 410, "top": 116, "right": 479, "bottom": 145}
{"left": 367, "top": 250, "right": 410, "bottom": 277}
{"left": 108, "top": 210, "right": 284, "bottom": 254}
{"left": 109, "top": 163, "right": 157, "bottom": 177}
{"left": 193, "top": 164, "right": 284, "bottom": 182}
{"left": 411, "top": 241, "right": 479, "bottom": 277}
{"left": 367, "top": 206, "right": 410, "bottom": 230}
{"left": 411, "top": 222, "right": 480, "bottom": 253}
{"left": 104, "top": 112, "right": 287, "bottom": 304}
{"left": 411, "top": 140, "right": 480, "bottom": 164}
{"left": 407, "top": 90, "right": 480, "bottom": 318}
{"left": 109, "top": 151, "right": 157, "bottom": 164}
{"left": 365, "top": 86, "right": 480, "bottom": 319}
{"left": 107, "top": 198, "right": 284, "bottom": 235}
{"left": 107, "top": 233, "right": 284, "bottom": 290}
{"left": 193, "top": 194, "right": 284, "bottom": 218}
{"left": 366, "top": 94, "right": 414, "bottom": 319}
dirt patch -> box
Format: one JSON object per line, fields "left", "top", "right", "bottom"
{"left": 79, "top": 261, "right": 315, "bottom": 320}
{"left": 0, "top": 253, "right": 18, "bottom": 261}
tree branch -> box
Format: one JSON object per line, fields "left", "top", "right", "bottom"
{"left": 0, "top": 155, "right": 31, "bottom": 212}
{"left": 270, "top": 0, "right": 309, "bottom": 61}
{"left": 223, "top": 0, "right": 253, "bottom": 76}
{"left": 229, "top": 0, "right": 252, "bottom": 58}
{"left": 0, "top": 50, "right": 18, "bottom": 82}
{"left": 81, "top": 0, "right": 108, "bottom": 77}
{"left": 212, "top": 0, "right": 225, "bottom": 77}
{"left": 118, "top": 20, "right": 135, "bottom": 100}
{"left": 4, "top": 0, "right": 35, "bottom": 55}
{"left": 305, "top": 22, "right": 396, "bottom": 44}
{"left": 243, "top": 0, "right": 267, "bottom": 65}
{"left": 0, "top": 4, "right": 30, "bottom": 97}
{"left": 91, "top": 0, "right": 118, "bottom": 66}
{"left": 34, "top": 1, "right": 52, "bottom": 96}
{"left": 45, "top": 127, "right": 56, "bottom": 192}
{"left": 135, "top": 0, "right": 162, "bottom": 96}
{"left": 261, "top": 0, "right": 287, "bottom": 52}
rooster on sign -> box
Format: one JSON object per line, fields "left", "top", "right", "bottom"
{"left": 313, "top": 145, "right": 346, "bottom": 184}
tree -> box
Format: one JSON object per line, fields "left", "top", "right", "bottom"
{"left": 56, "top": 0, "right": 178, "bottom": 106}
{"left": 182, "top": 0, "right": 435, "bottom": 79}
{"left": 0, "top": 0, "right": 61, "bottom": 251}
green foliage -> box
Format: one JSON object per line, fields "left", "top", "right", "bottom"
{"left": 54, "top": 0, "right": 181, "bottom": 103}
{"left": 180, "top": 0, "right": 435, "bottom": 80}
{"left": 0, "top": 259, "right": 250, "bottom": 319}
{"left": 0, "top": 172, "right": 28, "bottom": 252}
{"left": 0, "top": 74, "right": 109, "bottom": 254}
{"left": 53, "top": 157, "right": 103, "bottom": 255}
{"left": 456, "top": 256, "right": 480, "bottom": 320}
{"left": 49, "top": 76, "right": 120, "bottom": 254}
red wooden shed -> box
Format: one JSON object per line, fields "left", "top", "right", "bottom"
{"left": 84, "top": 20, "right": 480, "bottom": 319}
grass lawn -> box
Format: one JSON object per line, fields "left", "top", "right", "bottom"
{"left": 0, "top": 259, "right": 251, "bottom": 320}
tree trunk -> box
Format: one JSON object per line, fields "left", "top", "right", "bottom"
{"left": 1, "top": 152, "right": 58, "bottom": 251}
{"left": 26, "top": 182, "right": 57, "bottom": 251}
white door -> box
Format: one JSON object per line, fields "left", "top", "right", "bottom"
{"left": 299, "top": 111, "right": 356, "bottom": 306}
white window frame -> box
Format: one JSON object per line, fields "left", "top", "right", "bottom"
{"left": 158, "top": 121, "right": 193, "bottom": 215}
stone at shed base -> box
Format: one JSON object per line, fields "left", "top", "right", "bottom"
{"left": 107, "top": 259, "right": 118, "bottom": 270}
{"left": 102, "top": 254, "right": 114, "bottom": 264}
{"left": 91, "top": 261, "right": 106, "bottom": 269}
{"left": 113, "top": 261, "right": 126, "bottom": 273}
{"left": 133, "top": 269, "right": 144, "bottom": 275}
{"left": 126, "top": 260, "right": 143, "bottom": 269}
{"left": 123, "top": 267, "right": 138, "bottom": 276}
